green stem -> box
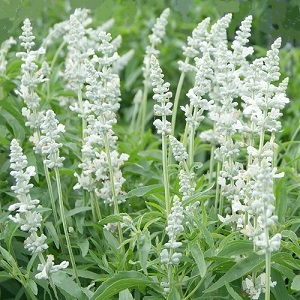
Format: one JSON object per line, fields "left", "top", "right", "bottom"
{"left": 140, "top": 82, "right": 149, "bottom": 136}
{"left": 181, "top": 104, "right": 194, "bottom": 148}
{"left": 162, "top": 132, "right": 171, "bottom": 216}
{"left": 91, "top": 190, "right": 102, "bottom": 221}
{"left": 38, "top": 254, "right": 59, "bottom": 300}
{"left": 214, "top": 161, "right": 221, "bottom": 215}
{"left": 130, "top": 90, "right": 142, "bottom": 132}
{"left": 167, "top": 249, "right": 174, "bottom": 294}
{"left": 43, "top": 163, "right": 59, "bottom": 226}
{"left": 265, "top": 246, "right": 271, "bottom": 300}
{"left": 188, "top": 126, "right": 195, "bottom": 168}
{"left": 54, "top": 167, "right": 80, "bottom": 286}
{"left": 43, "top": 162, "right": 63, "bottom": 251}
{"left": 182, "top": 276, "right": 205, "bottom": 300}
{"left": 171, "top": 59, "right": 188, "bottom": 136}
{"left": 50, "top": 41, "right": 66, "bottom": 71}
{"left": 209, "top": 144, "right": 215, "bottom": 184}
{"left": 103, "top": 134, "right": 124, "bottom": 246}
{"left": 77, "top": 87, "right": 86, "bottom": 142}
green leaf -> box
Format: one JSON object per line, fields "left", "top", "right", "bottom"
{"left": 190, "top": 242, "right": 206, "bottom": 278}
{"left": 271, "top": 268, "right": 296, "bottom": 300}
{"left": 0, "top": 246, "right": 19, "bottom": 271}
{"left": 103, "top": 229, "right": 120, "bottom": 254}
{"left": 291, "top": 275, "right": 300, "bottom": 291}
{"left": 124, "top": 163, "right": 160, "bottom": 180}
{"left": 98, "top": 213, "right": 129, "bottom": 226}
{"left": 183, "top": 182, "right": 215, "bottom": 206}
{"left": 127, "top": 184, "right": 164, "bottom": 198}
{"left": 218, "top": 240, "right": 253, "bottom": 257}
{"left": 28, "top": 279, "right": 38, "bottom": 296}
{"left": 0, "top": 101, "right": 26, "bottom": 142}
{"left": 52, "top": 271, "right": 87, "bottom": 300}
{"left": 44, "top": 222, "right": 60, "bottom": 249}
{"left": 281, "top": 230, "right": 299, "bottom": 246}
{"left": 205, "top": 252, "right": 265, "bottom": 293}
{"left": 167, "top": 287, "right": 181, "bottom": 300}
{"left": 78, "top": 239, "right": 89, "bottom": 257}
{"left": 119, "top": 289, "right": 134, "bottom": 300}
{"left": 275, "top": 177, "right": 287, "bottom": 223}
{"left": 90, "top": 271, "right": 157, "bottom": 300}
{"left": 273, "top": 252, "right": 300, "bottom": 270}
{"left": 3, "top": 221, "right": 19, "bottom": 250}
{"left": 137, "top": 229, "right": 151, "bottom": 274}
{"left": 65, "top": 207, "right": 91, "bottom": 219}
{"left": 225, "top": 282, "right": 243, "bottom": 300}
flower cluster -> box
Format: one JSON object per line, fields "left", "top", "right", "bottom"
{"left": 160, "top": 195, "right": 184, "bottom": 292}
{"left": 143, "top": 8, "right": 170, "bottom": 83}
{"left": 36, "top": 255, "right": 69, "bottom": 280}
{"left": 178, "top": 17, "right": 210, "bottom": 72}
{"left": 243, "top": 159, "right": 282, "bottom": 254}
{"left": 32, "top": 110, "right": 66, "bottom": 169}
{"left": 150, "top": 55, "right": 173, "bottom": 135}
{"left": 63, "top": 9, "right": 94, "bottom": 92}
{"left": 0, "top": 37, "right": 16, "bottom": 74}
{"left": 15, "top": 19, "right": 47, "bottom": 129}
{"left": 194, "top": 14, "right": 288, "bottom": 299}
{"left": 9, "top": 139, "right": 68, "bottom": 279}
{"left": 147, "top": 8, "right": 170, "bottom": 57}
{"left": 169, "top": 135, "right": 188, "bottom": 163}
{"left": 74, "top": 31, "right": 129, "bottom": 206}
{"left": 242, "top": 273, "right": 277, "bottom": 300}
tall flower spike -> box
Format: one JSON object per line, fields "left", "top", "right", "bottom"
{"left": 37, "top": 110, "right": 65, "bottom": 169}
{"left": 150, "top": 55, "right": 172, "bottom": 135}
{"left": 182, "top": 17, "right": 210, "bottom": 59}
{"left": 19, "top": 18, "right": 35, "bottom": 51}
{"left": 9, "top": 139, "right": 39, "bottom": 213}
{"left": 207, "top": 13, "right": 232, "bottom": 52}
{"left": 231, "top": 15, "right": 253, "bottom": 65}
{"left": 164, "top": 195, "right": 184, "bottom": 249}
{"left": 148, "top": 8, "right": 170, "bottom": 50}
{"left": 169, "top": 136, "right": 188, "bottom": 163}
{"left": 0, "top": 37, "right": 16, "bottom": 74}
{"left": 264, "top": 37, "right": 281, "bottom": 82}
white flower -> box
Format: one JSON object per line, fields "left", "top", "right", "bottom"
{"left": 242, "top": 273, "right": 277, "bottom": 300}
{"left": 35, "top": 255, "right": 69, "bottom": 280}
{"left": 9, "top": 211, "right": 42, "bottom": 233}
{"left": 0, "top": 37, "right": 16, "bottom": 74}
{"left": 164, "top": 195, "right": 184, "bottom": 249}
{"left": 182, "top": 17, "right": 210, "bottom": 58}
{"left": 24, "top": 232, "right": 48, "bottom": 254}
{"left": 179, "top": 170, "right": 195, "bottom": 201}
{"left": 37, "top": 110, "right": 65, "bottom": 169}
{"left": 231, "top": 15, "right": 253, "bottom": 65}
{"left": 148, "top": 8, "right": 170, "bottom": 49}
{"left": 169, "top": 136, "right": 188, "bottom": 162}
{"left": 150, "top": 55, "right": 173, "bottom": 136}
{"left": 19, "top": 19, "right": 35, "bottom": 51}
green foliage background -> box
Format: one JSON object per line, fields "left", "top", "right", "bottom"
{"left": 0, "top": 0, "right": 300, "bottom": 299}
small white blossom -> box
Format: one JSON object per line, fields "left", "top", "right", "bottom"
{"left": 24, "top": 232, "right": 48, "bottom": 254}
{"left": 169, "top": 136, "right": 188, "bottom": 162}
{"left": 35, "top": 255, "right": 69, "bottom": 280}
{"left": 0, "top": 37, "right": 16, "bottom": 74}
{"left": 242, "top": 273, "right": 277, "bottom": 300}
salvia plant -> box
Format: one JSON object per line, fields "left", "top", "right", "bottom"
{"left": 0, "top": 5, "right": 299, "bottom": 300}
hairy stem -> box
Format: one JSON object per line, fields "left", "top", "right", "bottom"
{"left": 54, "top": 167, "right": 80, "bottom": 286}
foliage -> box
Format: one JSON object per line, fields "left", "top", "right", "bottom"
{"left": 0, "top": 1, "right": 300, "bottom": 300}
